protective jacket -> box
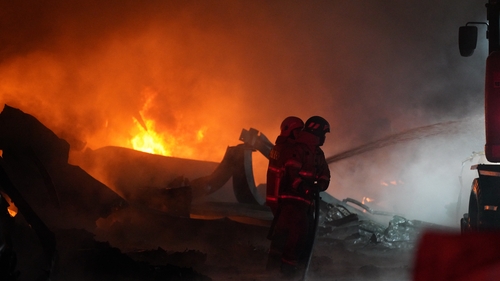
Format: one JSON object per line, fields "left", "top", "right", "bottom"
{"left": 279, "top": 131, "right": 330, "bottom": 204}
{"left": 266, "top": 135, "right": 296, "bottom": 215}
{"left": 271, "top": 131, "right": 331, "bottom": 267}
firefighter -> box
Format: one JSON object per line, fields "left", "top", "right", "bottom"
{"left": 266, "top": 116, "right": 304, "bottom": 215}
{"left": 269, "top": 116, "right": 331, "bottom": 277}
{"left": 265, "top": 116, "right": 304, "bottom": 271}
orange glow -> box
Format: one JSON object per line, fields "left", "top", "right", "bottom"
{"left": 0, "top": 192, "right": 18, "bottom": 217}
{"left": 0, "top": 12, "right": 281, "bottom": 184}
{"left": 130, "top": 118, "right": 170, "bottom": 155}
{"left": 7, "top": 208, "right": 17, "bottom": 217}
{"left": 129, "top": 91, "right": 170, "bottom": 155}
{"left": 126, "top": 89, "right": 212, "bottom": 159}
{"left": 197, "top": 128, "right": 206, "bottom": 141}
{"left": 380, "top": 180, "right": 403, "bottom": 187}
{"left": 362, "top": 196, "right": 373, "bottom": 204}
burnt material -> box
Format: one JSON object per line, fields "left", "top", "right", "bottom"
{"left": 54, "top": 228, "right": 211, "bottom": 281}
{"left": 0, "top": 105, "right": 70, "bottom": 167}
{"left": 0, "top": 104, "right": 126, "bottom": 231}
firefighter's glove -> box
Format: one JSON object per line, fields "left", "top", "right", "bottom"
{"left": 316, "top": 179, "right": 329, "bottom": 192}
{"left": 297, "top": 181, "right": 312, "bottom": 195}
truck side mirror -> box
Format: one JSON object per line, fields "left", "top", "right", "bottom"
{"left": 459, "top": 25, "right": 478, "bottom": 57}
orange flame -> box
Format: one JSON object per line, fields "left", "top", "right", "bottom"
{"left": 0, "top": 192, "right": 18, "bottom": 217}
{"left": 7, "top": 208, "right": 17, "bottom": 217}
{"left": 131, "top": 118, "right": 171, "bottom": 156}
{"left": 362, "top": 196, "right": 373, "bottom": 204}
{"left": 128, "top": 89, "right": 207, "bottom": 158}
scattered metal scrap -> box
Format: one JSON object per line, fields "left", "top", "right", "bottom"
{"left": 319, "top": 194, "right": 449, "bottom": 250}
{"left": 238, "top": 127, "right": 273, "bottom": 158}
{"left": 192, "top": 127, "right": 272, "bottom": 205}
{"left": 342, "top": 197, "right": 397, "bottom": 216}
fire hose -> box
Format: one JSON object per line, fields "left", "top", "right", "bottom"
{"left": 302, "top": 190, "right": 321, "bottom": 281}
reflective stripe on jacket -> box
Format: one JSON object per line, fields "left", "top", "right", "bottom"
{"left": 279, "top": 131, "right": 330, "bottom": 202}
{"left": 266, "top": 136, "right": 296, "bottom": 209}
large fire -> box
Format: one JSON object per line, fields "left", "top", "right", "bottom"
{"left": 130, "top": 118, "right": 170, "bottom": 156}
{"left": 129, "top": 89, "right": 169, "bottom": 156}
{"left": 130, "top": 116, "right": 208, "bottom": 157}
{"left": 126, "top": 89, "right": 208, "bottom": 158}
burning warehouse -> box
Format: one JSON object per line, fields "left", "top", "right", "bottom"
{"left": 0, "top": 0, "right": 496, "bottom": 280}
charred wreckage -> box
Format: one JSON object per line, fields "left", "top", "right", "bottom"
{"left": 0, "top": 104, "right": 438, "bottom": 280}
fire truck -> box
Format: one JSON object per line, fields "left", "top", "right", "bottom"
{"left": 459, "top": 0, "right": 500, "bottom": 232}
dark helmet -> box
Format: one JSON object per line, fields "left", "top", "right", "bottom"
{"left": 304, "top": 116, "right": 330, "bottom": 137}
{"left": 280, "top": 116, "right": 304, "bottom": 137}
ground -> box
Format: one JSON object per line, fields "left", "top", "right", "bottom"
{"left": 9, "top": 202, "right": 415, "bottom": 281}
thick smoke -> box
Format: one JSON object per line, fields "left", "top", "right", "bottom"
{"left": 0, "top": 0, "right": 489, "bottom": 226}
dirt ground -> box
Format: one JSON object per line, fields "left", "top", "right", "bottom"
{"left": 201, "top": 237, "right": 413, "bottom": 281}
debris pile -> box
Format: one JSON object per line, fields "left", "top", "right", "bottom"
{"left": 0, "top": 104, "right": 127, "bottom": 231}
{"left": 0, "top": 105, "right": 238, "bottom": 280}
{"left": 319, "top": 195, "right": 449, "bottom": 251}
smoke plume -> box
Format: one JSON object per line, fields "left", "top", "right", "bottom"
{"left": 0, "top": 0, "right": 489, "bottom": 225}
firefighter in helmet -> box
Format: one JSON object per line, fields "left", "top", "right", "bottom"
{"left": 266, "top": 116, "right": 304, "bottom": 215}
{"left": 268, "top": 116, "right": 331, "bottom": 276}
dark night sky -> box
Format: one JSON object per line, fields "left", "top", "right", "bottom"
{"left": 0, "top": 0, "right": 490, "bottom": 225}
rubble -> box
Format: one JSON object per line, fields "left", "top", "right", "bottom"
{"left": 319, "top": 194, "right": 454, "bottom": 251}
{"left": 52, "top": 228, "right": 211, "bottom": 281}
{"left": 0, "top": 105, "right": 127, "bottom": 231}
